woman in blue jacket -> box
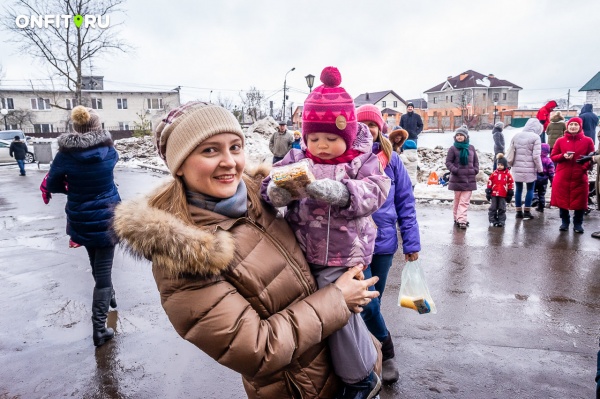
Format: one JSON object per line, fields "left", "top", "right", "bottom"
{"left": 46, "top": 106, "right": 121, "bottom": 347}
{"left": 356, "top": 105, "right": 421, "bottom": 384}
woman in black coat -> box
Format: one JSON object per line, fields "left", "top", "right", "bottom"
{"left": 46, "top": 106, "right": 121, "bottom": 347}
{"left": 445, "top": 126, "right": 479, "bottom": 229}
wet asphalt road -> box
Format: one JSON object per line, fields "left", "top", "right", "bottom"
{"left": 0, "top": 165, "right": 598, "bottom": 399}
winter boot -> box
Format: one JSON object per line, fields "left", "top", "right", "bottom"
{"left": 381, "top": 333, "right": 399, "bottom": 384}
{"left": 339, "top": 371, "right": 381, "bottom": 399}
{"left": 515, "top": 207, "right": 524, "bottom": 219}
{"left": 92, "top": 287, "right": 114, "bottom": 347}
{"left": 559, "top": 219, "right": 569, "bottom": 231}
{"left": 523, "top": 208, "right": 534, "bottom": 220}
{"left": 110, "top": 287, "right": 117, "bottom": 309}
{"left": 535, "top": 204, "right": 544, "bottom": 213}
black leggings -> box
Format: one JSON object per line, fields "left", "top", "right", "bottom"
{"left": 85, "top": 246, "right": 115, "bottom": 289}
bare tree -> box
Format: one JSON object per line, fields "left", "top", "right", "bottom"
{"left": 240, "top": 87, "right": 265, "bottom": 122}
{"left": 3, "top": 0, "right": 130, "bottom": 106}
{"left": 216, "top": 94, "right": 234, "bottom": 111}
{"left": 7, "top": 108, "right": 36, "bottom": 128}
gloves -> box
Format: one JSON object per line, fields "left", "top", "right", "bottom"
{"left": 485, "top": 188, "right": 492, "bottom": 201}
{"left": 306, "top": 178, "right": 350, "bottom": 207}
{"left": 576, "top": 152, "right": 597, "bottom": 164}
{"left": 41, "top": 190, "right": 52, "bottom": 204}
{"left": 266, "top": 181, "right": 293, "bottom": 207}
{"left": 506, "top": 189, "right": 514, "bottom": 203}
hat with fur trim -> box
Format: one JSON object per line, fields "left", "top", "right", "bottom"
{"left": 356, "top": 104, "right": 384, "bottom": 131}
{"left": 496, "top": 153, "right": 508, "bottom": 168}
{"left": 301, "top": 66, "right": 357, "bottom": 148}
{"left": 154, "top": 101, "right": 244, "bottom": 176}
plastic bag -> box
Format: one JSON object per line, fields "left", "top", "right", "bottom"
{"left": 398, "top": 260, "right": 437, "bottom": 314}
{"left": 427, "top": 171, "right": 439, "bottom": 185}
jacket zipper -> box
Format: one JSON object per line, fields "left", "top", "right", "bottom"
{"left": 244, "top": 217, "right": 312, "bottom": 297}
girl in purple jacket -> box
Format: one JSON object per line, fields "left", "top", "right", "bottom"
{"left": 262, "top": 67, "right": 390, "bottom": 398}
{"left": 356, "top": 104, "right": 421, "bottom": 384}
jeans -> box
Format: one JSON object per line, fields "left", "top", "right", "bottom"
{"left": 514, "top": 181, "right": 535, "bottom": 208}
{"left": 16, "top": 159, "right": 25, "bottom": 175}
{"left": 85, "top": 245, "right": 115, "bottom": 289}
{"left": 361, "top": 254, "right": 394, "bottom": 342}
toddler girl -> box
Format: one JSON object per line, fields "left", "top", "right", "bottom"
{"left": 262, "top": 67, "right": 390, "bottom": 398}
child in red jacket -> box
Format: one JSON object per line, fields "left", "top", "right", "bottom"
{"left": 486, "top": 154, "right": 514, "bottom": 227}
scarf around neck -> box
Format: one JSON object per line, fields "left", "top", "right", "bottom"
{"left": 186, "top": 179, "right": 248, "bottom": 218}
{"left": 454, "top": 140, "right": 470, "bottom": 165}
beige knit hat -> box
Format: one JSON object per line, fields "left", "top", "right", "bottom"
{"left": 154, "top": 102, "right": 244, "bottom": 176}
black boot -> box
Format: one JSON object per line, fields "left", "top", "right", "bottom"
{"left": 559, "top": 209, "right": 570, "bottom": 231}
{"left": 515, "top": 208, "right": 524, "bottom": 219}
{"left": 110, "top": 287, "right": 117, "bottom": 309}
{"left": 523, "top": 208, "right": 534, "bottom": 220}
{"left": 92, "top": 287, "right": 114, "bottom": 347}
{"left": 381, "top": 333, "right": 399, "bottom": 384}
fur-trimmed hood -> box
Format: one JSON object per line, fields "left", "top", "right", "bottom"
{"left": 57, "top": 130, "right": 113, "bottom": 152}
{"left": 113, "top": 163, "right": 270, "bottom": 278}
{"left": 389, "top": 128, "right": 409, "bottom": 150}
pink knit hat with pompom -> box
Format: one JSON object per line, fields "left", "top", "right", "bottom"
{"left": 301, "top": 66, "right": 357, "bottom": 148}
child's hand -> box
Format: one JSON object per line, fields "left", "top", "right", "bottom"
{"left": 266, "top": 181, "right": 293, "bottom": 207}
{"left": 485, "top": 188, "right": 492, "bottom": 201}
{"left": 306, "top": 179, "right": 350, "bottom": 207}
{"left": 405, "top": 252, "right": 419, "bottom": 262}
{"left": 506, "top": 189, "right": 514, "bottom": 203}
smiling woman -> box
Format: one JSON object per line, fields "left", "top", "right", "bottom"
{"left": 113, "top": 101, "right": 380, "bottom": 398}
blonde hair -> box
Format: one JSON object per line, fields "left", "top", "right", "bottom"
{"left": 148, "top": 174, "right": 261, "bottom": 224}
{"left": 374, "top": 130, "right": 393, "bottom": 164}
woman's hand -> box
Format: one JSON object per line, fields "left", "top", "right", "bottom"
{"left": 405, "top": 252, "right": 419, "bottom": 262}
{"left": 334, "top": 266, "right": 379, "bottom": 313}
{"left": 563, "top": 152, "right": 574, "bottom": 160}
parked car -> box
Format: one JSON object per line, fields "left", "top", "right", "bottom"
{"left": 0, "top": 129, "right": 27, "bottom": 141}
{"left": 0, "top": 139, "right": 35, "bottom": 163}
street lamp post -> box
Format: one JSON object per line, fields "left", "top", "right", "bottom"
{"left": 0, "top": 108, "right": 8, "bottom": 130}
{"left": 282, "top": 67, "right": 295, "bottom": 122}
{"left": 305, "top": 74, "right": 315, "bottom": 93}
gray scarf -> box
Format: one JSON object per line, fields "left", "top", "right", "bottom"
{"left": 186, "top": 180, "right": 248, "bottom": 218}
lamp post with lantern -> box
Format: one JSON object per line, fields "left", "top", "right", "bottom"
{"left": 305, "top": 74, "right": 315, "bottom": 93}
{"left": 282, "top": 67, "right": 295, "bottom": 122}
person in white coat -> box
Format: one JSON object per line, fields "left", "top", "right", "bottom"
{"left": 506, "top": 118, "right": 543, "bottom": 219}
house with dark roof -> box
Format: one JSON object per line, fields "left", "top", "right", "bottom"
{"left": 354, "top": 90, "right": 407, "bottom": 128}
{"left": 406, "top": 98, "right": 427, "bottom": 109}
{"left": 423, "top": 70, "right": 522, "bottom": 128}
{"left": 579, "top": 71, "right": 600, "bottom": 113}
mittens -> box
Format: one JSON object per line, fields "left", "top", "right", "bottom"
{"left": 266, "top": 181, "right": 293, "bottom": 207}
{"left": 505, "top": 189, "right": 514, "bottom": 203}
{"left": 485, "top": 188, "right": 492, "bottom": 201}
{"left": 306, "top": 178, "right": 350, "bottom": 207}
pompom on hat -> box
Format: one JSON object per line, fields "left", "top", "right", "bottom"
{"left": 356, "top": 104, "right": 384, "bottom": 131}
{"left": 496, "top": 152, "right": 508, "bottom": 168}
{"left": 301, "top": 66, "right": 357, "bottom": 148}
{"left": 154, "top": 101, "right": 244, "bottom": 176}
{"left": 71, "top": 106, "right": 102, "bottom": 133}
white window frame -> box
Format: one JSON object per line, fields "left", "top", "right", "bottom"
{"left": 503, "top": 93, "right": 507, "bottom": 101}
{"left": 31, "top": 98, "right": 51, "bottom": 110}
{"left": 147, "top": 98, "right": 163, "bottom": 110}
{"left": 65, "top": 98, "right": 76, "bottom": 110}
{"left": 381, "top": 101, "right": 386, "bottom": 107}
{"left": 1, "top": 98, "right": 15, "bottom": 110}
{"left": 91, "top": 98, "right": 103, "bottom": 110}
{"left": 33, "top": 123, "right": 53, "bottom": 133}
{"left": 118, "top": 122, "right": 130, "bottom": 130}
{"left": 393, "top": 101, "right": 397, "bottom": 108}
{"left": 433, "top": 97, "right": 437, "bottom": 104}
{"left": 117, "top": 98, "right": 128, "bottom": 110}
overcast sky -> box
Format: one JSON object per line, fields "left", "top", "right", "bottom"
{"left": 2, "top": 0, "right": 599, "bottom": 113}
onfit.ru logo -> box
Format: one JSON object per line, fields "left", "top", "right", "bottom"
{"left": 15, "top": 14, "right": 109, "bottom": 29}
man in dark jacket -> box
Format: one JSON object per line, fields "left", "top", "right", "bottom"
{"left": 579, "top": 104, "right": 599, "bottom": 145}
{"left": 269, "top": 121, "right": 293, "bottom": 164}
{"left": 399, "top": 102, "right": 423, "bottom": 145}
{"left": 9, "top": 135, "right": 28, "bottom": 176}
